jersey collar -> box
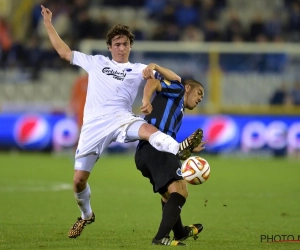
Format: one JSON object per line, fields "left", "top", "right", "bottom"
{"left": 112, "top": 60, "right": 131, "bottom": 67}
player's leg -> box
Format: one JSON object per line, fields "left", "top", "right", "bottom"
{"left": 127, "top": 120, "right": 204, "bottom": 159}
{"left": 73, "top": 155, "right": 98, "bottom": 218}
{"left": 159, "top": 182, "right": 203, "bottom": 241}
{"left": 69, "top": 139, "right": 117, "bottom": 238}
{"left": 126, "top": 121, "right": 179, "bottom": 155}
{"left": 160, "top": 197, "right": 187, "bottom": 240}
{"left": 135, "top": 144, "right": 187, "bottom": 245}
{"left": 68, "top": 154, "right": 98, "bottom": 238}
{"left": 161, "top": 199, "right": 185, "bottom": 239}
{"left": 153, "top": 180, "right": 188, "bottom": 241}
{"left": 162, "top": 182, "right": 188, "bottom": 240}
{"left": 69, "top": 121, "right": 116, "bottom": 238}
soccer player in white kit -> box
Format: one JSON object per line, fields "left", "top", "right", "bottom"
{"left": 41, "top": 5, "right": 194, "bottom": 238}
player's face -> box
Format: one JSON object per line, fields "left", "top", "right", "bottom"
{"left": 184, "top": 85, "right": 204, "bottom": 110}
{"left": 108, "top": 35, "right": 131, "bottom": 63}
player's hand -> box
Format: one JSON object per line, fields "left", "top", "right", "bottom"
{"left": 41, "top": 5, "right": 52, "bottom": 24}
{"left": 140, "top": 99, "right": 152, "bottom": 115}
{"left": 142, "top": 63, "right": 156, "bottom": 80}
{"left": 192, "top": 141, "right": 207, "bottom": 153}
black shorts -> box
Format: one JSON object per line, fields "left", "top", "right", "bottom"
{"left": 135, "top": 141, "right": 183, "bottom": 194}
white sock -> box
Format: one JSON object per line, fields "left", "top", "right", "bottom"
{"left": 74, "top": 183, "right": 92, "bottom": 220}
{"left": 149, "top": 131, "right": 179, "bottom": 155}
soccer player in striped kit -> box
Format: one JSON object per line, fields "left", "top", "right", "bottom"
{"left": 135, "top": 78, "right": 205, "bottom": 246}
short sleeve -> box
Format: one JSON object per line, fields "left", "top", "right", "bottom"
{"left": 154, "top": 71, "right": 164, "bottom": 81}
{"left": 160, "top": 80, "right": 184, "bottom": 98}
{"left": 71, "top": 51, "right": 95, "bottom": 72}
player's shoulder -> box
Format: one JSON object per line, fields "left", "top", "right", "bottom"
{"left": 74, "top": 51, "right": 107, "bottom": 60}
{"left": 94, "top": 54, "right": 110, "bottom": 61}
{"left": 90, "top": 55, "right": 114, "bottom": 66}
{"left": 129, "top": 62, "right": 147, "bottom": 69}
{"left": 162, "top": 79, "right": 182, "bottom": 86}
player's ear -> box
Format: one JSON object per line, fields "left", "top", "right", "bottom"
{"left": 185, "top": 84, "right": 191, "bottom": 92}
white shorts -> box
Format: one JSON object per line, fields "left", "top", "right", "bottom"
{"left": 75, "top": 112, "right": 146, "bottom": 159}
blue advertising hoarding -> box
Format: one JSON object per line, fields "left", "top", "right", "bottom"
{"left": 0, "top": 113, "right": 299, "bottom": 154}
{"left": 0, "top": 113, "right": 79, "bottom": 151}
{"left": 178, "top": 114, "right": 300, "bottom": 154}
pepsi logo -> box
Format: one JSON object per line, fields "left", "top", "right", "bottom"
{"left": 13, "top": 114, "right": 51, "bottom": 150}
{"left": 204, "top": 115, "right": 239, "bottom": 153}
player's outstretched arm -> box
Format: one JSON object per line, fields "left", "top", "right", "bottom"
{"left": 41, "top": 5, "right": 72, "bottom": 62}
{"left": 140, "top": 79, "right": 162, "bottom": 115}
{"left": 143, "top": 63, "right": 181, "bottom": 82}
{"left": 155, "top": 64, "right": 181, "bottom": 82}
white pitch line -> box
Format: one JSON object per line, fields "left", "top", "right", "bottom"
{"left": 0, "top": 183, "right": 72, "bottom": 192}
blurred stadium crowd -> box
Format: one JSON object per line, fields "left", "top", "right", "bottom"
{"left": 1, "top": 0, "right": 300, "bottom": 80}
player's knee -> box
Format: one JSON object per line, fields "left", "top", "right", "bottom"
{"left": 139, "top": 123, "right": 158, "bottom": 140}
{"left": 180, "top": 189, "right": 188, "bottom": 199}
{"left": 181, "top": 181, "right": 189, "bottom": 198}
{"left": 183, "top": 190, "right": 188, "bottom": 199}
{"left": 168, "top": 180, "right": 188, "bottom": 198}
{"left": 169, "top": 190, "right": 188, "bottom": 199}
{"left": 73, "top": 175, "right": 88, "bottom": 192}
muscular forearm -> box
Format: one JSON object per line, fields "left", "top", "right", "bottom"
{"left": 43, "top": 22, "right": 72, "bottom": 61}
{"left": 140, "top": 79, "right": 161, "bottom": 115}
{"left": 143, "top": 79, "right": 161, "bottom": 102}
{"left": 154, "top": 64, "right": 181, "bottom": 82}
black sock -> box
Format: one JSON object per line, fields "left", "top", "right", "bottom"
{"left": 154, "top": 192, "right": 186, "bottom": 240}
{"left": 172, "top": 214, "right": 187, "bottom": 239}
{"left": 161, "top": 198, "right": 186, "bottom": 239}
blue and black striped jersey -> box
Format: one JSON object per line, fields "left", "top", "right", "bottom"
{"left": 144, "top": 79, "right": 185, "bottom": 139}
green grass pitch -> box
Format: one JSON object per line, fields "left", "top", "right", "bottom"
{"left": 0, "top": 152, "right": 299, "bottom": 250}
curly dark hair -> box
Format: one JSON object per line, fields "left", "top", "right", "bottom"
{"left": 106, "top": 24, "right": 135, "bottom": 47}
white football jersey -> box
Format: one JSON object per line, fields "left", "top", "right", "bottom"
{"left": 71, "top": 51, "right": 147, "bottom": 122}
